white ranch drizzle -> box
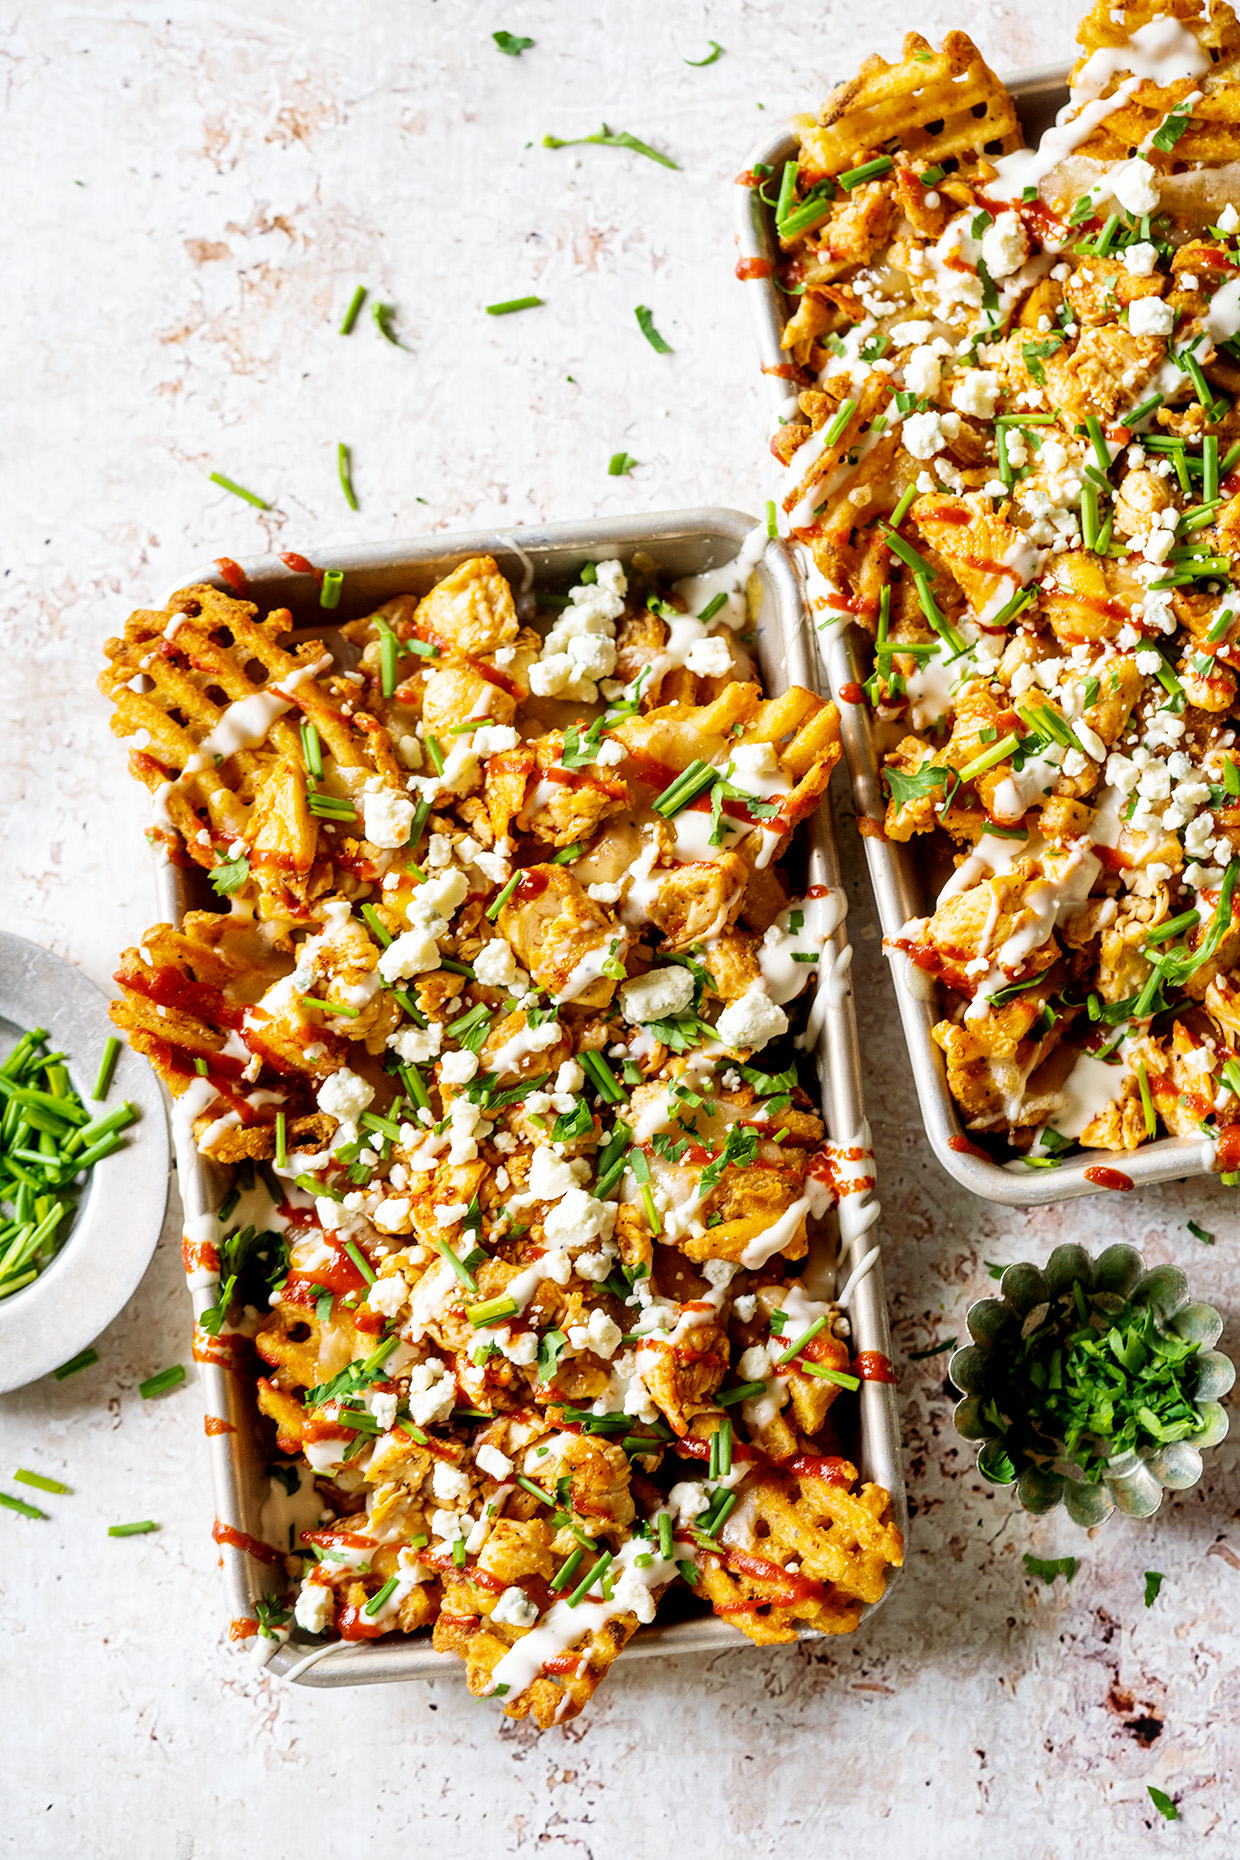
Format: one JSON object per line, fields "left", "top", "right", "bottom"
{"left": 738, "top": 1194, "right": 812, "bottom": 1270}
{"left": 482, "top": 1529, "right": 682, "bottom": 1701}
{"left": 672, "top": 524, "right": 769, "bottom": 633}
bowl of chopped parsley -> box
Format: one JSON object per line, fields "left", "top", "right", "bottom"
{"left": 949, "top": 1244, "right": 1234, "bottom": 1526}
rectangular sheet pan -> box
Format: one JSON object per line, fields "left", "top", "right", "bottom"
{"left": 157, "top": 508, "right": 906, "bottom": 1685}
{"left": 734, "top": 67, "right": 1221, "bottom": 1206}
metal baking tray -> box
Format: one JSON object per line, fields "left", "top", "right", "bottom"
{"left": 155, "top": 508, "right": 906, "bottom": 1686}
{"left": 735, "top": 66, "right": 1222, "bottom": 1205}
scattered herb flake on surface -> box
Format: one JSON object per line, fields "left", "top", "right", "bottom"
{"left": 635, "top": 304, "right": 672, "bottom": 353}
{"left": 338, "top": 442, "right": 359, "bottom": 511}
{"left": 493, "top": 30, "right": 534, "bottom": 54}
{"left": 0, "top": 1490, "right": 46, "bottom": 1520}
{"left": 209, "top": 472, "right": 269, "bottom": 510}
{"left": 1187, "top": 1219, "right": 1214, "bottom": 1244}
{"left": 338, "top": 285, "right": 367, "bottom": 334}
{"left": 1147, "top": 1786, "right": 1178, "bottom": 1821}
{"left": 909, "top": 1337, "right": 957, "bottom": 1361}
{"left": 54, "top": 1347, "right": 99, "bottom": 1380}
{"left": 1023, "top": 1554, "right": 1076, "bottom": 1584}
{"left": 15, "top": 1470, "right": 70, "bottom": 1495}
{"left": 608, "top": 451, "right": 637, "bottom": 476}
{"left": 371, "top": 302, "right": 406, "bottom": 347}
{"left": 684, "top": 40, "right": 723, "bottom": 64}
{"left": 543, "top": 123, "right": 678, "bottom": 169}
{"left": 1144, "top": 1570, "right": 1164, "bottom": 1607}
{"left": 486, "top": 295, "right": 543, "bottom": 315}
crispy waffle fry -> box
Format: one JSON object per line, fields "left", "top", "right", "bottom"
{"left": 104, "top": 545, "right": 893, "bottom": 1724}
{"left": 795, "top": 32, "right": 1021, "bottom": 183}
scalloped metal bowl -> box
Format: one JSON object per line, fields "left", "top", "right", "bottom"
{"left": 949, "top": 1244, "right": 1235, "bottom": 1525}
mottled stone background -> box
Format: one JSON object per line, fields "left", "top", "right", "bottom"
{"left": 4, "top": 1, "right": 1237, "bottom": 1853}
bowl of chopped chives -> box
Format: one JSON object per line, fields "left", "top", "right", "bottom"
{"left": 0, "top": 932, "right": 169, "bottom": 1393}
{"left": 949, "top": 1243, "right": 1234, "bottom": 1526}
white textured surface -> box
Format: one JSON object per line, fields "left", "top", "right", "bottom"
{"left": 4, "top": 2, "right": 1239, "bottom": 1853}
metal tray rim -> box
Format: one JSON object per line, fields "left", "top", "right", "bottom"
{"left": 732, "top": 66, "right": 1222, "bottom": 1206}
{"left": 154, "top": 507, "right": 907, "bottom": 1687}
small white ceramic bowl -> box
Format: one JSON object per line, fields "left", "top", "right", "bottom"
{"left": 0, "top": 932, "right": 169, "bottom": 1392}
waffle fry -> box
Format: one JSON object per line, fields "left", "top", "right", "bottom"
{"left": 104, "top": 545, "right": 898, "bottom": 1724}
{"left": 795, "top": 32, "right": 1021, "bottom": 184}
{"left": 756, "top": 4, "right": 1240, "bottom": 1166}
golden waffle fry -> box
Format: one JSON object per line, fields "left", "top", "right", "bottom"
{"left": 794, "top": 31, "right": 1020, "bottom": 183}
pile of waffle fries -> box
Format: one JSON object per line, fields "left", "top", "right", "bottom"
{"left": 760, "top": 0, "right": 1240, "bottom": 1162}
{"left": 101, "top": 549, "right": 901, "bottom": 1724}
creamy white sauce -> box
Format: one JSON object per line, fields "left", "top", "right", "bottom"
{"left": 483, "top": 1529, "right": 681, "bottom": 1701}
{"left": 738, "top": 1195, "right": 811, "bottom": 1270}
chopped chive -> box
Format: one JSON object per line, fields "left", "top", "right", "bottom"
{"left": 1, "top": 1490, "right": 47, "bottom": 1520}
{"left": 889, "top": 484, "right": 917, "bottom": 528}
{"left": 486, "top": 295, "right": 543, "bottom": 315}
{"left": 436, "top": 1239, "right": 478, "bottom": 1294}
{"left": 699, "top": 1491, "right": 738, "bottom": 1537}
{"left": 959, "top": 725, "right": 1026, "bottom": 777}
{"left": 486, "top": 872, "right": 521, "bottom": 921}
{"left": 635, "top": 304, "right": 672, "bottom": 353}
{"left": 1204, "top": 434, "right": 1219, "bottom": 503}
{"left": 566, "top": 1550, "right": 613, "bottom": 1607}
{"left": 360, "top": 904, "right": 392, "bottom": 948}
{"left": 652, "top": 758, "right": 716, "bottom": 817}
{"left": 697, "top": 592, "right": 727, "bottom": 622}
{"left": 299, "top": 994, "right": 361, "bottom": 1018}
{"left": 775, "top": 1313, "right": 831, "bottom": 1367}
{"left": 53, "top": 1347, "right": 98, "bottom": 1380}
{"left": 468, "top": 1293, "right": 519, "bottom": 1328}
{"left": 91, "top": 1037, "right": 121, "bottom": 1103}
{"left": 716, "top": 1379, "right": 766, "bottom": 1406}
{"left": 343, "top": 1239, "right": 376, "bottom": 1285}
{"left": 274, "top": 1112, "right": 287, "bottom": 1170}
{"left": 320, "top": 568, "right": 344, "bottom": 610}
{"left": 549, "top": 1546, "right": 585, "bottom": 1592}
{"left": 580, "top": 1050, "right": 625, "bottom": 1104}
{"left": 824, "top": 398, "right": 857, "bottom": 446}
{"left": 1084, "top": 415, "right": 1112, "bottom": 475}
{"left": 300, "top": 721, "right": 324, "bottom": 779}
{"left": 363, "top": 1575, "right": 399, "bottom": 1617}
{"left": 15, "top": 1469, "right": 70, "bottom": 1494}
{"left": 337, "top": 442, "right": 358, "bottom": 512}
{"left": 765, "top": 498, "right": 778, "bottom": 538}
{"left": 800, "top": 1364, "right": 861, "bottom": 1388}
{"left": 424, "top": 734, "right": 445, "bottom": 776}
{"left": 380, "top": 631, "right": 397, "bottom": 698}
{"left": 1124, "top": 392, "right": 1163, "bottom": 429}
{"left": 209, "top": 472, "right": 269, "bottom": 510}
{"left": 838, "top": 156, "right": 893, "bottom": 190}
{"left": 339, "top": 285, "right": 367, "bottom": 334}
{"left": 372, "top": 302, "right": 404, "bottom": 346}
{"left": 138, "top": 1365, "right": 186, "bottom": 1400}
{"left": 108, "top": 1520, "right": 157, "bottom": 1537}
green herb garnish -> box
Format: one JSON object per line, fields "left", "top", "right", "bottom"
{"left": 635, "top": 304, "right": 672, "bottom": 353}
{"left": 1023, "top": 1554, "right": 1076, "bottom": 1584}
